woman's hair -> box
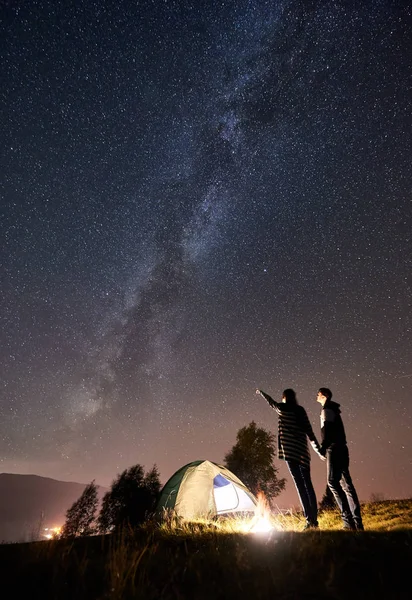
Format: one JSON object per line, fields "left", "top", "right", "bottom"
{"left": 282, "top": 388, "right": 298, "bottom": 405}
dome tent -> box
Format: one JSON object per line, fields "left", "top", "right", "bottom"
{"left": 157, "top": 460, "right": 258, "bottom": 520}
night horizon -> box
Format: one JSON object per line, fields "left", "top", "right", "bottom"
{"left": 1, "top": 0, "right": 411, "bottom": 509}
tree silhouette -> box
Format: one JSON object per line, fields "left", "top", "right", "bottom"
{"left": 318, "top": 485, "right": 336, "bottom": 511}
{"left": 144, "top": 464, "right": 162, "bottom": 499}
{"left": 98, "top": 464, "right": 161, "bottom": 532}
{"left": 224, "top": 421, "right": 286, "bottom": 507}
{"left": 60, "top": 480, "right": 98, "bottom": 538}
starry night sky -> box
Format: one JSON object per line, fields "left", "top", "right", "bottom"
{"left": 1, "top": 0, "right": 412, "bottom": 507}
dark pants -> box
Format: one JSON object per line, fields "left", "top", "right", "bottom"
{"left": 287, "top": 461, "right": 318, "bottom": 526}
{"left": 327, "top": 445, "right": 363, "bottom": 530}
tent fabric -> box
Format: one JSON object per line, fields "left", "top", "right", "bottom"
{"left": 157, "top": 460, "right": 257, "bottom": 519}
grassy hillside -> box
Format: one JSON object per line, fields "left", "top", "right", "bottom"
{"left": 280, "top": 498, "right": 412, "bottom": 532}
{"left": 0, "top": 499, "right": 411, "bottom": 599}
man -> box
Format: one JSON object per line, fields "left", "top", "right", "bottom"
{"left": 317, "top": 387, "right": 364, "bottom": 531}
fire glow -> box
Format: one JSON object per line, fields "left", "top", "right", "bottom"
{"left": 248, "top": 492, "right": 277, "bottom": 534}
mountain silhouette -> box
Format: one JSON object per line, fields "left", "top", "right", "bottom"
{"left": 0, "top": 473, "right": 106, "bottom": 543}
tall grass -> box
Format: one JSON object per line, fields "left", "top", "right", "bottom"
{"left": 153, "top": 497, "right": 412, "bottom": 536}
{"left": 317, "top": 498, "right": 412, "bottom": 531}
{"left": 0, "top": 499, "right": 411, "bottom": 599}
{"left": 108, "top": 527, "right": 151, "bottom": 598}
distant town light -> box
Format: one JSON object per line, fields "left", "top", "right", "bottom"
{"left": 43, "top": 526, "right": 61, "bottom": 540}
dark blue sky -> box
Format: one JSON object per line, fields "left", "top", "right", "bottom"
{"left": 1, "top": 0, "right": 411, "bottom": 506}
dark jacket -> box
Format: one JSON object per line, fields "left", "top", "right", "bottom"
{"left": 320, "top": 399, "right": 347, "bottom": 454}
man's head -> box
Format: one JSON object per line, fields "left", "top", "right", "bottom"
{"left": 317, "top": 387, "right": 332, "bottom": 405}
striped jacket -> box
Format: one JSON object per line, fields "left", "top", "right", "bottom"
{"left": 260, "top": 391, "right": 322, "bottom": 468}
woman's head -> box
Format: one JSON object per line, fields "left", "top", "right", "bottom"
{"left": 282, "top": 388, "right": 298, "bottom": 405}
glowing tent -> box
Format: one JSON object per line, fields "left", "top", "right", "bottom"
{"left": 157, "top": 460, "right": 258, "bottom": 519}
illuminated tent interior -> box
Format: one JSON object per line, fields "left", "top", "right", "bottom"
{"left": 157, "top": 460, "right": 258, "bottom": 519}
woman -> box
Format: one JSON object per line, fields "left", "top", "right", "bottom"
{"left": 256, "top": 388, "right": 324, "bottom": 529}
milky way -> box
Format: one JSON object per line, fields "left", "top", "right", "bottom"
{"left": 1, "top": 0, "right": 411, "bottom": 504}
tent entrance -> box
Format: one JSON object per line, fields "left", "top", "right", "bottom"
{"left": 213, "top": 474, "right": 256, "bottom": 514}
